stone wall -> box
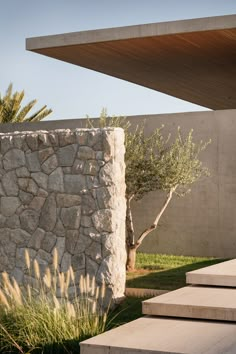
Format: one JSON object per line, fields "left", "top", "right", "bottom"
{"left": 0, "top": 128, "right": 126, "bottom": 304}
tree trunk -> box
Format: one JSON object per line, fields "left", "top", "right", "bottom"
{"left": 126, "top": 196, "right": 135, "bottom": 248}
{"left": 126, "top": 187, "right": 176, "bottom": 271}
{"left": 126, "top": 246, "right": 137, "bottom": 272}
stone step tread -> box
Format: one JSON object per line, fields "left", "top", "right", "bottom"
{"left": 142, "top": 286, "right": 236, "bottom": 321}
{"left": 186, "top": 259, "right": 236, "bottom": 287}
{"left": 80, "top": 316, "right": 236, "bottom": 354}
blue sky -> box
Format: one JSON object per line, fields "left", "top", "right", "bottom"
{"left": 0, "top": 0, "right": 236, "bottom": 121}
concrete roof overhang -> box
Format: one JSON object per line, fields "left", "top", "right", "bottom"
{"left": 26, "top": 14, "right": 236, "bottom": 110}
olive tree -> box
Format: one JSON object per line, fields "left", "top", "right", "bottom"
{"left": 88, "top": 110, "right": 210, "bottom": 271}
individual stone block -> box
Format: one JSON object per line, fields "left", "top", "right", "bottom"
{"left": 18, "top": 178, "right": 30, "bottom": 191}
{"left": 29, "top": 196, "right": 46, "bottom": 211}
{"left": 77, "top": 146, "right": 95, "bottom": 160}
{"left": 41, "top": 154, "right": 58, "bottom": 174}
{"left": 3, "top": 148, "right": 25, "bottom": 170}
{"left": 28, "top": 228, "right": 45, "bottom": 250}
{"left": 71, "top": 159, "right": 84, "bottom": 174}
{"left": 84, "top": 227, "right": 101, "bottom": 241}
{"left": 10, "top": 229, "right": 31, "bottom": 247}
{"left": 53, "top": 219, "right": 65, "bottom": 237}
{"left": 41, "top": 232, "right": 57, "bottom": 253}
{"left": 37, "top": 188, "right": 48, "bottom": 198}
{"left": 38, "top": 147, "right": 54, "bottom": 163}
{"left": 2, "top": 171, "right": 19, "bottom": 196}
{"left": 0, "top": 215, "right": 6, "bottom": 227}
{"left": 83, "top": 160, "right": 99, "bottom": 175}
{"left": 96, "top": 187, "right": 113, "bottom": 209}
{"left": 36, "top": 249, "right": 52, "bottom": 265}
{"left": 5, "top": 215, "right": 20, "bottom": 228}
{"left": 58, "top": 130, "right": 75, "bottom": 146}
{"left": 38, "top": 133, "right": 51, "bottom": 147}
{"left": 80, "top": 216, "right": 92, "bottom": 228}
{"left": 56, "top": 194, "right": 81, "bottom": 208}
{"left": 12, "top": 267, "right": 24, "bottom": 283}
{"left": 61, "top": 206, "right": 81, "bottom": 229}
{"left": 0, "top": 136, "right": 14, "bottom": 154}
{"left": 48, "top": 167, "right": 64, "bottom": 192}
{"left": 86, "top": 176, "right": 100, "bottom": 190}
{"left": 71, "top": 253, "right": 85, "bottom": 270}
{"left": 61, "top": 252, "right": 71, "bottom": 272}
{"left": 48, "top": 132, "right": 58, "bottom": 147}
{"left": 99, "top": 162, "right": 113, "bottom": 185}
{"left": 55, "top": 237, "right": 65, "bottom": 264}
{"left": 81, "top": 194, "right": 97, "bottom": 215}
{"left": 31, "top": 172, "right": 48, "bottom": 190}
{"left": 26, "top": 134, "right": 38, "bottom": 151}
{"left": 0, "top": 183, "right": 5, "bottom": 196}
{"left": 25, "top": 151, "right": 41, "bottom": 172}
{"left": 15, "top": 166, "right": 30, "bottom": 177}
{"left": 86, "top": 256, "right": 99, "bottom": 276}
{"left": 20, "top": 209, "right": 40, "bottom": 233}
{"left": 66, "top": 230, "right": 92, "bottom": 254}
{"left": 62, "top": 167, "right": 71, "bottom": 174}
{"left": 14, "top": 135, "right": 26, "bottom": 150}
{"left": 27, "top": 179, "right": 38, "bottom": 195}
{"left": 16, "top": 247, "right": 37, "bottom": 268}
{"left": 65, "top": 230, "right": 79, "bottom": 254}
{"left": 39, "top": 193, "right": 57, "bottom": 231}
{"left": 74, "top": 233, "right": 92, "bottom": 254}
{"left": 87, "top": 130, "right": 103, "bottom": 150}
{"left": 0, "top": 197, "right": 21, "bottom": 216}
{"left": 75, "top": 130, "right": 87, "bottom": 145}
{"left": 64, "top": 175, "right": 87, "bottom": 194}
{"left": 19, "top": 190, "right": 34, "bottom": 205}
{"left": 85, "top": 241, "right": 102, "bottom": 264}
{"left": 92, "top": 210, "right": 113, "bottom": 233}
{"left": 56, "top": 144, "right": 77, "bottom": 166}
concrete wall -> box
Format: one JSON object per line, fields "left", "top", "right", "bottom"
{"left": 0, "top": 128, "right": 126, "bottom": 305}
{"left": 2, "top": 108, "right": 236, "bottom": 258}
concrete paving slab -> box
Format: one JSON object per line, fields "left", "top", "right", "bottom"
{"left": 80, "top": 316, "right": 236, "bottom": 354}
{"left": 143, "top": 285, "right": 236, "bottom": 321}
{"left": 186, "top": 259, "right": 236, "bottom": 286}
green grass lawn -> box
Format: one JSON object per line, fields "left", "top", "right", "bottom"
{"left": 109, "top": 252, "right": 227, "bottom": 328}
{"left": 126, "top": 253, "right": 227, "bottom": 290}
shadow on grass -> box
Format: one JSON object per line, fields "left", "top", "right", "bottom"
{"left": 32, "top": 340, "right": 81, "bottom": 354}
{"left": 126, "top": 258, "right": 227, "bottom": 291}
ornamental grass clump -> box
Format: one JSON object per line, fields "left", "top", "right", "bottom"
{"left": 0, "top": 249, "right": 108, "bottom": 354}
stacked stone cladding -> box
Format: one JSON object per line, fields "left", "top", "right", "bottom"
{"left": 0, "top": 128, "right": 126, "bottom": 304}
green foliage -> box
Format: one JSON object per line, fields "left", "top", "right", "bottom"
{"left": 0, "top": 249, "right": 108, "bottom": 354}
{"left": 0, "top": 83, "right": 52, "bottom": 123}
{"left": 88, "top": 110, "right": 210, "bottom": 200}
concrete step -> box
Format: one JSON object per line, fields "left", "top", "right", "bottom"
{"left": 186, "top": 259, "right": 236, "bottom": 287}
{"left": 80, "top": 316, "right": 236, "bottom": 354}
{"left": 142, "top": 286, "right": 236, "bottom": 321}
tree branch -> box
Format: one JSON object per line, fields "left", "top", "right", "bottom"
{"left": 135, "top": 186, "right": 176, "bottom": 249}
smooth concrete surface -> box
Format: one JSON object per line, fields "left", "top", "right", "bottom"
{"left": 26, "top": 15, "right": 236, "bottom": 110}
{"left": 142, "top": 286, "right": 236, "bottom": 321}
{"left": 2, "top": 109, "right": 236, "bottom": 258}
{"left": 186, "top": 259, "right": 236, "bottom": 286}
{"left": 80, "top": 316, "right": 236, "bottom": 354}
